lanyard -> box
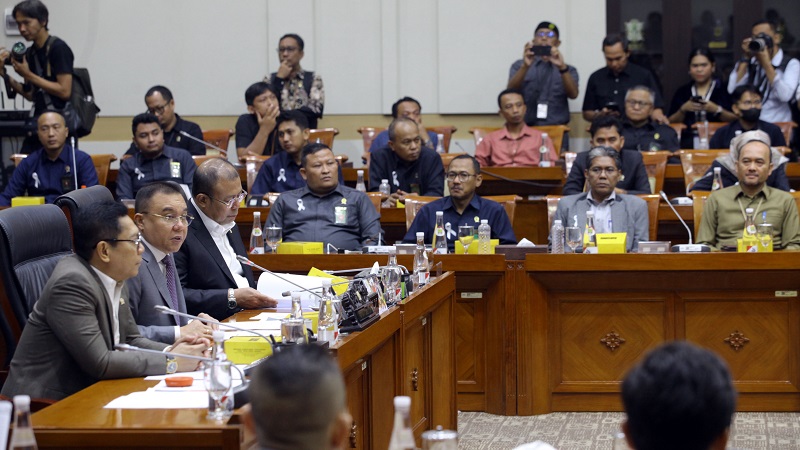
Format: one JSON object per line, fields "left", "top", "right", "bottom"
{"left": 737, "top": 196, "right": 764, "bottom": 221}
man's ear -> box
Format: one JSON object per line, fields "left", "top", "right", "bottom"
{"left": 475, "top": 173, "right": 483, "bottom": 188}
{"left": 300, "top": 167, "right": 308, "bottom": 181}
{"left": 133, "top": 213, "right": 145, "bottom": 230}
{"left": 329, "top": 411, "right": 353, "bottom": 450}
{"left": 247, "top": 105, "right": 255, "bottom": 114}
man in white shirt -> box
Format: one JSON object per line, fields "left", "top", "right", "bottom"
{"left": 175, "top": 158, "right": 277, "bottom": 321}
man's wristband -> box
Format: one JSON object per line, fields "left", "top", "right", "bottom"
{"left": 559, "top": 66, "right": 570, "bottom": 74}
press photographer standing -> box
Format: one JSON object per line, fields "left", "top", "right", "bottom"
{"left": 0, "top": 0, "right": 74, "bottom": 152}
{"left": 728, "top": 19, "right": 799, "bottom": 124}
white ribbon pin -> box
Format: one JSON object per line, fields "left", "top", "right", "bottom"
{"left": 277, "top": 168, "right": 287, "bottom": 182}
{"left": 134, "top": 167, "right": 145, "bottom": 180}
{"left": 296, "top": 199, "right": 306, "bottom": 211}
{"left": 32, "top": 172, "right": 40, "bottom": 188}
{"left": 392, "top": 171, "right": 399, "bottom": 187}
{"left": 445, "top": 222, "right": 456, "bottom": 240}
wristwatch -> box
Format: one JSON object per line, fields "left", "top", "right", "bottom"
{"left": 227, "top": 288, "right": 237, "bottom": 309}
{"left": 166, "top": 355, "right": 177, "bottom": 374}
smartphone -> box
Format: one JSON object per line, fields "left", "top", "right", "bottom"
{"left": 604, "top": 101, "right": 620, "bottom": 112}
{"left": 531, "top": 45, "right": 552, "bottom": 56}
{"left": 691, "top": 96, "right": 706, "bottom": 103}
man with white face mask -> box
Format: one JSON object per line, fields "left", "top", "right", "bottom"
{"left": 709, "top": 85, "right": 786, "bottom": 150}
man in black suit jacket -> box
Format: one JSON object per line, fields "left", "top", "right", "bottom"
{"left": 564, "top": 116, "right": 651, "bottom": 195}
{"left": 175, "top": 159, "right": 277, "bottom": 321}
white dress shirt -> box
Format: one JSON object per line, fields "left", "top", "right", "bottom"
{"left": 91, "top": 266, "right": 123, "bottom": 345}
{"left": 191, "top": 198, "right": 250, "bottom": 289}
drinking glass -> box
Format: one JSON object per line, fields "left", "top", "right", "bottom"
{"left": 756, "top": 223, "right": 773, "bottom": 249}
{"left": 458, "top": 225, "right": 475, "bottom": 254}
{"left": 203, "top": 360, "right": 233, "bottom": 421}
{"left": 565, "top": 227, "right": 582, "bottom": 253}
{"left": 266, "top": 226, "right": 282, "bottom": 253}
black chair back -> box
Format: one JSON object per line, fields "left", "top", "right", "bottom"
{"left": 54, "top": 185, "right": 115, "bottom": 245}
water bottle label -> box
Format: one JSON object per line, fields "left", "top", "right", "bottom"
{"left": 251, "top": 228, "right": 262, "bottom": 237}
{"left": 250, "top": 247, "right": 265, "bottom": 254}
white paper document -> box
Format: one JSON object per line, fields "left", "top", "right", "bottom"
{"left": 256, "top": 272, "right": 329, "bottom": 309}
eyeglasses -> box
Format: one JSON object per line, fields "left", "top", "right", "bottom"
{"left": 535, "top": 31, "right": 556, "bottom": 38}
{"left": 144, "top": 213, "right": 194, "bottom": 226}
{"left": 206, "top": 190, "right": 247, "bottom": 209}
{"left": 738, "top": 100, "right": 762, "bottom": 108}
{"left": 625, "top": 99, "right": 652, "bottom": 108}
{"left": 588, "top": 167, "right": 619, "bottom": 175}
{"left": 277, "top": 46, "right": 298, "bottom": 53}
{"left": 446, "top": 172, "right": 477, "bottom": 182}
{"left": 147, "top": 103, "right": 169, "bottom": 115}
{"left": 99, "top": 233, "right": 143, "bottom": 249}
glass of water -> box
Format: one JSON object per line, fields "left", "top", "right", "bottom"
{"left": 266, "top": 226, "right": 282, "bottom": 253}
{"left": 203, "top": 360, "right": 233, "bottom": 421}
{"left": 565, "top": 226, "right": 582, "bottom": 253}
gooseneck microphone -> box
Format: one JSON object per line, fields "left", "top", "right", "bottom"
{"left": 659, "top": 191, "right": 711, "bottom": 252}
{"left": 236, "top": 254, "right": 332, "bottom": 298}
{"left": 178, "top": 130, "right": 228, "bottom": 155}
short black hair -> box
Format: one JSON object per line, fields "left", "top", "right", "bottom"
{"left": 300, "top": 142, "right": 332, "bottom": 168}
{"left": 245, "top": 82, "right": 279, "bottom": 106}
{"left": 74, "top": 200, "right": 129, "bottom": 261}
{"left": 687, "top": 47, "right": 716, "bottom": 65}
{"left": 279, "top": 33, "right": 305, "bottom": 51}
{"left": 387, "top": 117, "right": 417, "bottom": 143}
{"left": 277, "top": 110, "right": 309, "bottom": 131}
{"left": 250, "top": 345, "right": 345, "bottom": 448}
{"left": 497, "top": 88, "right": 524, "bottom": 108}
{"left": 134, "top": 181, "right": 187, "bottom": 214}
{"left": 145, "top": 85, "right": 173, "bottom": 103}
{"left": 732, "top": 84, "right": 762, "bottom": 103}
{"left": 391, "top": 97, "right": 422, "bottom": 118}
{"left": 589, "top": 115, "right": 624, "bottom": 137}
{"left": 192, "top": 158, "right": 239, "bottom": 198}
{"left": 622, "top": 341, "right": 736, "bottom": 450}
{"left": 449, "top": 154, "right": 481, "bottom": 174}
{"left": 586, "top": 146, "right": 622, "bottom": 169}
{"left": 602, "top": 34, "right": 629, "bottom": 51}
{"left": 132, "top": 113, "right": 161, "bottom": 136}
{"left": 13, "top": 0, "right": 48, "bottom": 30}
{"left": 752, "top": 19, "right": 778, "bottom": 34}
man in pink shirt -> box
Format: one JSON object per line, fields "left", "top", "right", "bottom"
{"left": 475, "top": 89, "right": 558, "bottom": 167}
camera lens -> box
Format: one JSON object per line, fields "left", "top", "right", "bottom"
{"left": 748, "top": 38, "right": 765, "bottom": 52}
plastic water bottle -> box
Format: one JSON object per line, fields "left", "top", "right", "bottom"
{"left": 8, "top": 395, "right": 37, "bottom": 450}
{"left": 379, "top": 178, "right": 392, "bottom": 208}
{"left": 711, "top": 167, "right": 723, "bottom": 191}
{"left": 382, "top": 247, "right": 403, "bottom": 306}
{"left": 355, "top": 170, "right": 367, "bottom": 192}
{"left": 249, "top": 211, "right": 264, "bottom": 254}
{"left": 696, "top": 110, "right": 709, "bottom": 149}
{"left": 551, "top": 219, "right": 565, "bottom": 254}
{"left": 539, "top": 133, "right": 551, "bottom": 167}
{"left": 743, "top": 207, "right": 756, "bottom": 239}
{"left": 435, "top": 133, "right": 445, "bottom": 153}
{"left": 433, "top": 211, "right": 448, "bottom": 254}
{"left": 478, "top": 219, "right": 491, "bottom": 254}
{"left": 413, "top": 232, "right": 430, "bottom": 289}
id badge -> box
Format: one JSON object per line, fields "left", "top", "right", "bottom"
{"left": 334, "top": 205, "right": 348, "bottom": 224}
{"left": 537, "top": 103, "right": 548, "bottom": 119}
{"left": 170, "top": 161, "right": 181, "bottom": 178}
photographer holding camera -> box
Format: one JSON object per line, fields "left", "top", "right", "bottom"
{"left": 728, "top": 19, "right": 799, "bottom": 124}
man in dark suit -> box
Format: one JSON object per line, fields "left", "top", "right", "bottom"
{"left": 0, "top": 201, "right": 209, "bottom": 400}
{"left": 127, "top": 181, "right": 214, "bottom": 344}
{"left": 175, "top": 158, "right": 277, "bottom": 321}
{"left": 564, "top": 116, "right": 651, "bottom": 195}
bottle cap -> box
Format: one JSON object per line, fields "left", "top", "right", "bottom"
{"left": 714, "top": 167, "right": 721, "bottom": 172}
{"left": 436, "top": 211, "right": 443, "bottom": 216}
{"left": 554, "top": 220, "right": 562, "bottom": 224}
{"left": 212, "top": 330, "right": 225, "bottom": 342}
{"left": 745, "top": 207, "right": 754, "bottom": 213}
{"left": 291, "top": 292, "right": 301, "bottom": 300}
{"left": 357, "top": 170, "right": 364, "bottom": 175}
{"left": 254, "top": 211, "right": 260, "bottom": 218}
{"left": 542, "top": 132, "right": 548, "bottom": 138}
{"left": 586, "top": 211, "right": 594, "bottom": 217}
{"left": 322, "top": 279, "right": 332, "bottom": 287}
{"left": 12, "top": 395, "right": 30, "bottom": 408}
{"left": 481, "top": 219, "right": 488, "bottom": 224}
{"left": 416, "top": 232, "right": 425, "bottom": 238}
{"left": 388, "top": 246, "right": 397, "bottom": 254}
{"left": 393, "top": 395, "right": 411, "bottom": 409}
{"left": 381, "top": 179, "right": 388, "bottom": 183}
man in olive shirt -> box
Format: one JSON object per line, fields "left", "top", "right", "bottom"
{"left": 697, "top": 130, "right": 800, "bottom": 250}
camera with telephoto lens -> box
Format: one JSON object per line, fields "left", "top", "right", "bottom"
{"left": 3, "top": 42, "right": 26, "bottom": 66}
{"left": 748, "top": 33, "right": 774, "bottom": 53}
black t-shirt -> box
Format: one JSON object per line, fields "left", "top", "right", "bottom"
{"left": 235, "top": 113, "right": 279, "bottom": 156}
{"left": 583, "top": 62, "right": 664, "bottom": 112}
{"left": 26, "top": 36, "right": 74, "bottom": 114}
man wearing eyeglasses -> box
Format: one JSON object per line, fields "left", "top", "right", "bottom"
{"left": 0, "top": 110, "right": 97, "bottom": 206}
{"left": 368, "top": 118, "right": 444, "bottom": 203}
{"left": 553, "top": 147, "right": 649, "bottom": 252}
{"left": 403, "top": 155, "right": 516, "bottom": 251}
{"left": 620, "top": 85, "right": 679, "bottom": 153}
{"left": 124, "top": 86, "right": 205, "bottom": 157}
{"left": 175, "top": 158, "right": 277, "bottom": 321}
{"left": 507, "top": 21, "right": 578, "bottom": 130}
{"left": 708, "top": 85, "right": 787, "bottom": 150}
{"left": 126, "top": 181, "right": 215, "bottom": 344}
{"left": 117, "top": 113, "right": 196, "bottom": 200}
{"left": 1, "top": 200, "right": 210, "bottom": 401}
{"left": 266, "top": 33, "right": 324, "bottom": 129}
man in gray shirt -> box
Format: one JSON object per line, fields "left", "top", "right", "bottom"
{"left": 267, "top": 143, "right": 381, "bottom": 252}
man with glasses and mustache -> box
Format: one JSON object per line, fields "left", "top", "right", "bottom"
{"left": 620, "top": 85, "right": 679, "bottom": 153}
{"left": 403, "top": 154, "right": 516, "bottom": 252}
{"left": 117, "top": 113, "right": 196, "bottom": 200}
{"left": 127, "top": 181, "right": 215, "bottom": 344}
{"left": 266, "top": 33, "right": 324, "bottom": 129}
{"left": 175, "top": 158, "right": 277, "bottom": 321}
{"left": 1, "top": 201, "right": 210, "bottom": 400}
{"left": 124, "top": 86, "right": 205, "bottom": 157}
{"left": 553, "top": 147, "right": 649, "bottom": 252}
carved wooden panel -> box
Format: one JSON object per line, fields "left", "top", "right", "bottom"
{"left": 557, "top": 295, "right": 668, "bottom": 384}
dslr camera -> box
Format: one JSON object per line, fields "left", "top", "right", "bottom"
{"left": 3, "top": 42, "right": 26, "bottom": 66}
{"left": 748, "top": 32, "right": 774, "bottom": 53}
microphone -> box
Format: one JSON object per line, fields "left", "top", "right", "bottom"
{"left": 154, "top": 305, "right": 273, "bottom": 344}
{"left": 659, "top": 191, "right": 711, "bottom": 253}
{"left": 70, "top": 136, "right": 78, "bottom": 192}
{"left": 685, "top": 171, "right": 714, "bottom": 195}
{"left": 115, "top": 343, "right": 214, "bottom": 362}
{"left": 178, "top": 130, "right": 228, "bottom": 156}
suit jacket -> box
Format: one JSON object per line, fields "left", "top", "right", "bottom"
{"left": 563, "top": 149, "right": 651, "bottom": 195}
{"left": 127, "top": 245, "right": 189, "bottom": 344}
{"left": 553, "top": 192, "right": 649, "bottom": 252}
{"left": 174, "top": 202, "right": 255, "bottom": 321}
{"left": 1, "top": 255, "right": 168, "bottom": 400}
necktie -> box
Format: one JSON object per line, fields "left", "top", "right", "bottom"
{"left": 162, "top": 254, "right": 180, "bottom": 313}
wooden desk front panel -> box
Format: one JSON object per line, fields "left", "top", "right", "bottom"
{"left": 521, "top": 254, "right": 800, "bottom": 415}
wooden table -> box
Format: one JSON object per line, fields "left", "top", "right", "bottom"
{"left": 519, "top": 252, "right": 800, "bottom": 415}
{"left": 30, "top": 273, "right": 456, "bottom": 450}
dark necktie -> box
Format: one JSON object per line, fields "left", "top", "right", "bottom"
{"left": 162, "top": 254, "right": 180, "bottom": 312}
